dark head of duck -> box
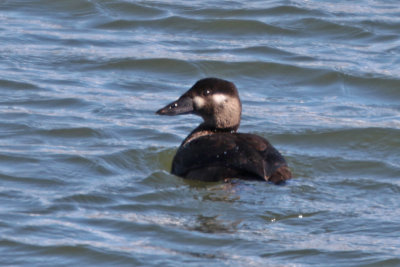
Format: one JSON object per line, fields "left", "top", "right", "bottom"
{"left": 156, "top": 78, "right": 241, "bottom": 132}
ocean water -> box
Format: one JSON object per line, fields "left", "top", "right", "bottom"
{"left": 0, "top": 0, "right": 399, "bottom": 266}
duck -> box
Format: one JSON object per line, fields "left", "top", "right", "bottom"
{"left": 156, "top": 78, "right": 291, "bottom": 184}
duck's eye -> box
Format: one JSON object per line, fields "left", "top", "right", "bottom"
{"left": 204, "top": 89, "right": 211, "bottom": 96}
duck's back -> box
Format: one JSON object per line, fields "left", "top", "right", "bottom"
{"left": 172, "top": 132, "right": 291, "bottom": 184}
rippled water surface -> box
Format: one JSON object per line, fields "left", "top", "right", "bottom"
{"left": 1, "top": 0, "right": 400, "bottom": 266}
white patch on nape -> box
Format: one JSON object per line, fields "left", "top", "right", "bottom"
{"left": 193, "top": 96, "right": 205, "bottom": 108}
{"left": 212, "top": 93, "right": 227, "bottom": 104}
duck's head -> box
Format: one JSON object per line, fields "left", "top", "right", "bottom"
{"left": 156, "top": 78, "right": 242, "bottom": 131}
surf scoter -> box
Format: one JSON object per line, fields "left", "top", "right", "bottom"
{"left": 156, "top": 78, "right": 291, "bottom": 184}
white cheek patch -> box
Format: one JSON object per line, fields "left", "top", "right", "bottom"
{"left": 213, "top": 94, "right": 228, "bottom": 104}
{"left": 193, "top": 96, "right": 205, "bottom": 108}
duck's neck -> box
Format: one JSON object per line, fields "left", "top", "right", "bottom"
{"left": 181, "top": 123, "right": 239, "bottom": 146}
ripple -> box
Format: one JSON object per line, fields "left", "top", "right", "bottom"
{"left": 37, "top": 127, "right": 102, "bottom": 138}
{"left": 183, "top": 5, "right": 327, "bottom": 18}
{"left": 296, "top": 17, "right": 374, "bottom": 39}
{"left": 0, "top": 239, "right": 140, "bottom": 265}
{"left": 99, "top": 1, "right": 166, "bottom": 19}
{"left": 0, "top": 78, "right": 39, "bottom": 90}
{"left": 277, "top": 127, "right": 400, "bottom": 149}
{"left": 97, "top": 16, "right": 296, "bottom": 36}
{"left": 0, "top": 172, "right": 65, "bottom": 187}
{"left": 55, "top": 193, "right": 113, "bottom": 205}
{"left": 90, "top": 57, "right": 199, "bottom": 75}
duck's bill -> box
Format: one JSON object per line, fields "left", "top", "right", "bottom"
{"left": 156, "top": 95, "right": 194, "bottom": 116}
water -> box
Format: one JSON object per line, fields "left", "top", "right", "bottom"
{"left": 1, "top": 0, "right": 399, "bottom": 266}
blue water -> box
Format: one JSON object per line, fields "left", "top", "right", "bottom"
{"left": 0, "top": 0, "right": 399, "bottom": 266}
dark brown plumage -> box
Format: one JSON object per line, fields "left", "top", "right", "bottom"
{"left": 156, "top": 78, "right": 292, "bottom": 184}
